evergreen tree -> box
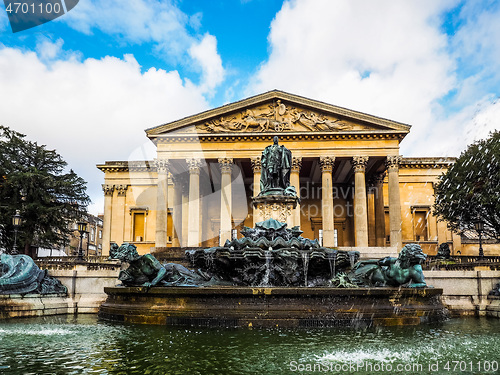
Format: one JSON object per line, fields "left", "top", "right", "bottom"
{"left": 433, "top": 130, "right": 500, "bottom": 240}
{"left": 0, "top": 126, "right": 90, "bottom": 256}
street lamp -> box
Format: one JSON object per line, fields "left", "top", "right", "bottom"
{"left": 77, "top": 221, "right": 88, "bottom": 260}
{"left": 11, "top": 210, "right": 22, "bottom": 255}
{"left": 474, "top": 219, "right": 484, "bottom": 259}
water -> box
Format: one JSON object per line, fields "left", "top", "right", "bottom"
{"left": 328, "top": 252, "right": 337, "bottom": 279}
{"left": 0, "top": 316, "right": 499, "bottom": 374}
{"left": 260, "top": 250, "right": 272, "bottom": 286}
{"left": 301, "top": 252, "right": 309, "bottom": 287}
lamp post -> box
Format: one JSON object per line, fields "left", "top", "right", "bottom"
{"left": 474, "top": 219, "right": 484, "bottom": 259}
{"left": 11, "top": 210, "right": 22, "bottom": 255}
{"left": 77, "top": 221, "right": 88, "bottom": 260}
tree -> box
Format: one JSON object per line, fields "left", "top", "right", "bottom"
{"left": 0, "top": 126, "right": 90, "bottom": 256}
{"left": 433, "top": 130, "right": 500, "bottom": 241}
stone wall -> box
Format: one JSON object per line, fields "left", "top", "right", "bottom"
{"left": 48, "top": 264, "right": 120, "bottom": 314}
{"left": 0, "top": 294, "right": 70, "bottom": 319}
{"left": 425, "top": 270, "right": 500, "bottom": 317}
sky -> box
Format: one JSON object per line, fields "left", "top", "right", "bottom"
{"left": 0, "top": 0, "right": 499, "bottom": 215}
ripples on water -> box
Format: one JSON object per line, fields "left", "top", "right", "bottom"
{"left": 0, "top": 315, "right": 499, "bottom": 374}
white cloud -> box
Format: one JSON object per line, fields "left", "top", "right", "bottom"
{"left": 448, "top": 2, "right": 500, "bottom": 105}
{"left": 189, "top": 34, "right": 225, "bottom": 93}
{"left": 248, "top": 0, "right": 500, "bottom": 156}
{"left": 0, "top": 44, "right": 210, "bottom": 214}
{"left": 61, "top": 0, "right": 226, "bottom": 87}
{"left": 35, "top": 37, "right": 65, "bottom": 61}
{"left": 465, "top": 98, "right": 500, "bottom": 143}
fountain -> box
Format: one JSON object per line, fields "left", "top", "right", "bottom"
{"left": 99, "top": 138, "right": 448, "bottom": 327}
{"left": 185, "top": 218, "right": 358, "bottom": 287}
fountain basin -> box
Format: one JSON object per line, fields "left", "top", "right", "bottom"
{"left": 99, "top": 286, "right": 447, "bottom": 328}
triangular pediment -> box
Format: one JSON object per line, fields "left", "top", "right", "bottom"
{"left": 146, "top": 90, "right": 411, "bottom": 137}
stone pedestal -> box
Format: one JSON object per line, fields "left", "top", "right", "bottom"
{"left": 100, "top": 287, "right": 447, "bottom": 328}
{"left": 252, "top": 194, "right": 299, "bottom": 227}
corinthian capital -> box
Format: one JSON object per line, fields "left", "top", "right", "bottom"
{"left": 154, "top": 158, "right": 170, "bottom": 173}
{"left": 218, "top": 158, "right": 234, "bottom": 174}
{"left": 319, "top": 156, "right": 335, "bottom": 172}
{"left": 386, "top": 155, "right": 402, "bottom": 172}
{"left": 102, "top": 184, "right": 114, "bottom": 196}
{"left": 115, "top": 184, "right": 128, "bottom": 196}
{"left": 373, "top": 172, "right": 386, "bottom": 186}
{"left": 352, "top": 156, "right": 369, "bottom": 173}
{"left": 186, "top": 158, "right": 202, "bottom": 175}
{"left": 291, "top": 157, "right": 302, "bottom": 173}
{"left": 250, "top": 156, "right": 262, "bottom": 173}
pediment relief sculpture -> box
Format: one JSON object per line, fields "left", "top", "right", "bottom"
{"left": 195, "top": 100, "right": 358, "bottom": 134}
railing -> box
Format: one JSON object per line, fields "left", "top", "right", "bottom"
{"left": 423, "top": 256, "right": 500, "bottom": 271}
{"left": 35, "top": 256, "right": 121, "bottom": 270}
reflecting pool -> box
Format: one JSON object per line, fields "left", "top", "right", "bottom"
{"left": 0, "top": 315, "right": 499, "bottom": 374}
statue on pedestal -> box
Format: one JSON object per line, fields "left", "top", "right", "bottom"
{"left": 259, "top": 136, "right": 296, "bottom": 197}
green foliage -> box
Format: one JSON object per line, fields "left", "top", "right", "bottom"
{"left": 433, "top": 130, "right": 500, "bottom": 240}
{"left": 0, "top": 126, "right": 90, "bottom": 253}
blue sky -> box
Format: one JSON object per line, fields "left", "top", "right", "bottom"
{"left": 1, "top": 0, "right": 499, "bottom": 214}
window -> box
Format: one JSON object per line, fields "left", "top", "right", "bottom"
{"left": 384, "top": 208, "right": 390, "bottom": 244}
{"left": 133, "top": 213, "right": 145, "bottom": 242}
{"left": 411, "top": 206, "right": 429, "bottom": 241}
{"left": 130, "top": 207, "right": 149, "bottom": 242}
{"left": 98, "top": 230, "right": 102, "bottom": 239}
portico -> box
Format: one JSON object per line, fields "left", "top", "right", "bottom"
{"left": 98, "top": 91, "right": 414, "bottom": 255}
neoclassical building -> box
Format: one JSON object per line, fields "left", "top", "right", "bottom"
{"left": 98, "top": 90, "right": 469, "bottom": 257}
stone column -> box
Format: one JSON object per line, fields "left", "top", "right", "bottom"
{"left": 319, "top": 156, "right": 335, "bottom": 247}
{"left": 187, "top": 158, "right": 202, "bottom": 247}
{"left": 155, "top": 159, "right": 170, "bottom": 248}
{"left": 181, "top": 185, "right": 189, "bottom": 247}
{"left": 115, "top": 184, "right": 128, "bottom": 244}
{"left": 219, "top": 158, "right": 233, "bottom": 244}
{"left": 251, "top": 157, "right": 262, "bottom": 225}
{"left": 101, "top": 184, "right": 114, "bottom": 255}
{"left": 291, "top": 157, "right": 302, "bottom": 227}
{"left": 386, "top": 156, "right": 403, "bottom": 249}
{"left": 352, "top": 156, "right": 369, "bottom": 247}
{"left": 367, "top": 182, "right": 376, "bottom": 247}
{"left": 373, "top": 172, "right": 386, "bottom": 247}
{"left": 171, "top": 175, "right": 183, "bottom": 247}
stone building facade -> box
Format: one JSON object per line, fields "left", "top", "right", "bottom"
{"left": 97, "top": 90, "right": 485, "bottom": 257}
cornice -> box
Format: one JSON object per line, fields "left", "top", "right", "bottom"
{"left": 97, "top": 161, "right": 154, "bottom": 173}
{"left": 154, "top": 131, "right": 407, "bottom": 144}
{"left": 399, "top": 157, "right": 456, "bottom": 169}
{"left": 146, "top": 90, "right": 411, "bottom": 136}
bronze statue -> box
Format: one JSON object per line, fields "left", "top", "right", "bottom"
{"left": 436, "top": 243, "right": 451, "bottom": 259}
{"left": 347, "top": 244, "right": 429, "bottom": 288}
{"left": 0, "top": 253, "right": 67, "bottom": 295}
{"left": 110, "top": 243, "right": 168, "bottom": 287}
{"left": 110, "top": 243, "right": 216, "bottom": 287}
{"left": 259, "top": 136, "right": 296, "bottom": 196}
{"left": 489, "top": 282, "right": 500, "bottom": 296}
